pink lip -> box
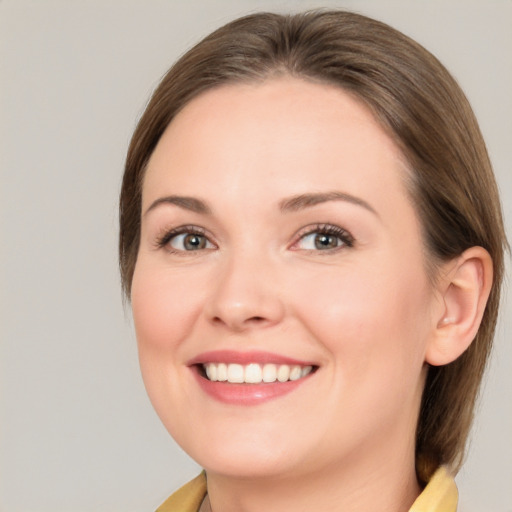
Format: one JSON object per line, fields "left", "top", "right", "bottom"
{"left": 187, "top": 350, "right": 317, "bottom": 406}
{"left": 187, "top": 350, "right": 315, "bottom": 366}
{"left": 191, "top": 368, "right": 313, "bottom": 405}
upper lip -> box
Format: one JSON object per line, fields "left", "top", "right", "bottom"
{"left": 187, "top": 350, "right": 317, "bottom": 367}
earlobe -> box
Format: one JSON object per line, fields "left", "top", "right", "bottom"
{"left": 426, "top": 246, "right": 493, "bottom": 367}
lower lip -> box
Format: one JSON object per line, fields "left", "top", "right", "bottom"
{"left": 192, "top": 368, "right": 313, "bottom": 405}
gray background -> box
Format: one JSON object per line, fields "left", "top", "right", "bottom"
{"left": 1, "top": 1, "right": 510, "bottom": 511}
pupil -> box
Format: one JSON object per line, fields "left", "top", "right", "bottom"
{"left": 184, "top": 234, "right": 205, "bottom": 250}
{"left": 315, "top": 234, "right": 337, "bottom": 249}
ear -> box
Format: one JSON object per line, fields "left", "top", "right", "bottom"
{"left": 426, "top": 246, "right": 493, "bottom": 366}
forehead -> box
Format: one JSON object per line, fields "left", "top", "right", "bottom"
{"left": 143, "top": 77, "right": 411, "bottom": 216}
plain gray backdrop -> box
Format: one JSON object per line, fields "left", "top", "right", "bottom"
{"left": 1, "top": 1, "right": 510, "bottom": 511}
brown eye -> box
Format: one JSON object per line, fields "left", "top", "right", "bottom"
{"left": 169, "top": 232, "right": 212, "bottom": 251}
{"left": 183, "top": 234, "right": 206, "bottom": 250}
{"left": 313, "top": 233, "right": 340, "bottom": 250}
{"left": 293, "top": 224, "right": 354, "bottom": 252}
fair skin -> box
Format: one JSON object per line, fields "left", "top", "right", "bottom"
{"left": 131, "top": 78, "right": 492, "bottom": 512}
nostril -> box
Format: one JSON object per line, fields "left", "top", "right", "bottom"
{"left": 244, "top": 316, "right": 271, "bottom": 326}
{"left": 211, "top": 314, "right": 268, "bottom": 329}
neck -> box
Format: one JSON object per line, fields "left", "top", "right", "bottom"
{"left": 205, "top": 443, "right": 421, "bottom": 512}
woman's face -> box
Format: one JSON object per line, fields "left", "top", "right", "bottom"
{"left": 131, "top": 78, "right": 442, "bottom": 480}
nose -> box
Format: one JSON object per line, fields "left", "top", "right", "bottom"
{"left": 204, "top": 251, "right": 286, "bottom": 332}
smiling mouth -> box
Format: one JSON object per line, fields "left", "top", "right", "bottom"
{"left": 201, "top": 362, "right": 315, "bottom": 384}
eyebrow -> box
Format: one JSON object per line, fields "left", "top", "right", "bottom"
{"left": 279, "top": 191, "right": 378, "bottom": 216}
{"left": 144, "top": 196, "right": 212, "bottom": 216}
{"left": 144, "top": 191, "right": 378, "bottom": 218}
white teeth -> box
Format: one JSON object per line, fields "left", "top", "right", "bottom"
{"left": 289, "top": 366, "right": 302, "bottom": 381}
{"left": 245, "top": 363, "right": 262, "bottom": 383}
{"left": 227, "top": 363, "right": 245, "bottom": 383}
{"left": 277, "top": 365, "right": 290, "bottom": 382}
{"left": 203, "top": 362, "right": 314, "bottom": 384}
{"left": 301, "top": 365, "right": 313, "bottom": 378}
{"left": 262, "top": 364, "right": 277, "bottom": 382}
{"left": 217, "top": 363, "right": 227, "bottom": 382}
{"left": 205, "top": 363, "right": 217, "bottom": 381}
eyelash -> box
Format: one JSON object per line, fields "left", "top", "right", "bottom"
{"left": 291, "top": 224, "right": 355, "bottom": 252}
{"left": 155, "top": 225, "right": 214, "bottom": 254}
{"left": 154, "top": 223, "right": 355, "bottom": 254}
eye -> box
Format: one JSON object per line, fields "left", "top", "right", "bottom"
{"left": 156, "top": 226, "right": 215, "bottom": 253}
{"left": 169, "top": 233, "right": 212, "bottom": 251}
{"left": 293, "top": 224, "right": 354, "bottom": 251}
{"left": 300, "top": 232, "right": 341, "bottom": 250}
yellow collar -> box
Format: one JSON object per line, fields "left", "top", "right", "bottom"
{"left": 156, "top": 472, "right": 207, "bottom": 512}
{"left": 410, "top": 466, "right": 458, "bottom": 511}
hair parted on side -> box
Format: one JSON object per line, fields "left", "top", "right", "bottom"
{"left": 119, "top": 10, "right": 507, "bottom": 484}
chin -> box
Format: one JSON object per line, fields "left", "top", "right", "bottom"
{"left": 199, "top": 450, "right": 303, "bottom": 480}
{"left": 175, "top": 425, "right": 307, "bottom": 479}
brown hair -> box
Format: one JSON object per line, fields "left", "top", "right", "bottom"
{"left": 119, "top": 10, "right": 507, "bottom": 484}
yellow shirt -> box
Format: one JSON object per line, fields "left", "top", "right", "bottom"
{"left": 156, "top": 466, "right": 458, "bottom": 512}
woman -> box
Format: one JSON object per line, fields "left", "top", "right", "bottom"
{"left": 119, "top": 10, "right": 507, "bottom": 512}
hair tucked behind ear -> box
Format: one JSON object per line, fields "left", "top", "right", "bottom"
{"left": 120, "top": 10, "right": 508, "bottom": 483}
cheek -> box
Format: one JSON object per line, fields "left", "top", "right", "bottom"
{"left": 130, "top": 259, "right": 206, "bottom": 435}
{"left": 288, "top": 257, "right": 433, "bottom": 371}
{"left": 131, "top": 260, "right": 202, "bottom": 356}
{"left": 278, "top": 257, "right": 434, "bottom": 455}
